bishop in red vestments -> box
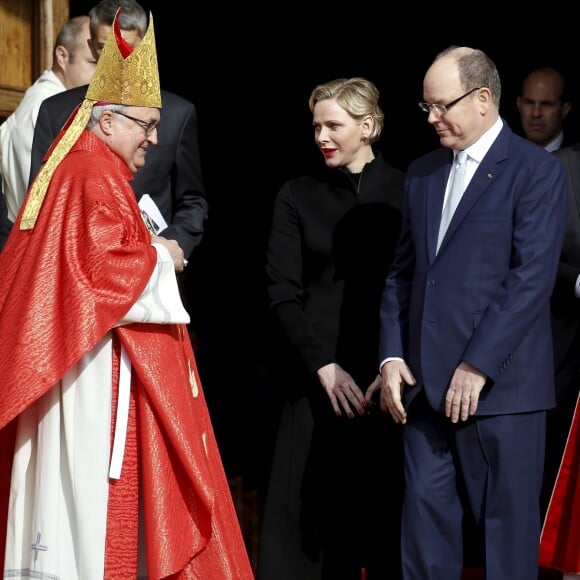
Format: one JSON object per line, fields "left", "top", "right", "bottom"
{"left": 0, "top": 9, "right": 253, "bottom": 580}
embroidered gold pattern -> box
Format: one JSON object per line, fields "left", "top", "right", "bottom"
{"left": 85, "top": 11, "right": 161, "bottom": 108}
{"left": 21, "top": 100, "right": 93, "bottom": 229}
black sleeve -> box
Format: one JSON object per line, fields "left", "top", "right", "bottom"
{"left": 159, "top": 99, "right": 208, "bottom": 257}
{"left": 28, "top": 87, "right": 85, "bottom": 188}
{"left": 0, "top": 193, "right": 12, "bottom": 251}
{"left": 266, "top": 181, "right": 333, "bottom": 375}
{"left": 28, "top": 99, "right": 57, "bottom": 187}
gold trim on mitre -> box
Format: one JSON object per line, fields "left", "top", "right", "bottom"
{"left": 20, "top": 10, "right": 161, "bottom": 230}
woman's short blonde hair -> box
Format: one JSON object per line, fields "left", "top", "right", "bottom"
{"left": 308, "top": 77, "right": 384, "bottom": 144}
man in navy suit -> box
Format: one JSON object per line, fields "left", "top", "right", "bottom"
{"left": 378, "top": 46, "right": 567, "bottom": 580}
{"left": 29, "top": 0, "right": 207, "bottom": 262}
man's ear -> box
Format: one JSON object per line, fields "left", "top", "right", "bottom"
{"left": 477, "top": 87, "right": 493, "bottom": 115}
{"left": 53, "top": 45, "right": 68, "bottom": 69}
{"left": 99, "top": 110, "right": 116, "bottom": 135}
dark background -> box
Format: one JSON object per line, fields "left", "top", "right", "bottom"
{"left": 67, "top": 2, "right": 579, "bottom": 488}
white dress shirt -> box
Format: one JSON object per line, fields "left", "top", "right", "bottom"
{"left": 544, "top": 131, "right": 564, "bottom": 153}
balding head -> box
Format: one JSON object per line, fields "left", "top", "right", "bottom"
{"left": 517, "top": 67, "right": 571, "bottom": 149}
{"left": 52, "top": 15, "right": 96, "bottom": 90}
{"left": 421, "top": 46, "right": 500, "bottom": 151}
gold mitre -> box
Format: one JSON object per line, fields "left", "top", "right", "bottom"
{"left": 86, "top": 9, "right": 161, "bottom": 108}
{"left": 20, "top": 8, "right": 161, "bottom": 230}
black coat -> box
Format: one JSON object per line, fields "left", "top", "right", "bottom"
{"left": 267, "top": 153, "right": 405, "bottom": 388}
{"left": 30, "top": 86, "right": 207, "bottom": 258}
{"left": 259, "top": 153, "right": 406, "bottom": 580}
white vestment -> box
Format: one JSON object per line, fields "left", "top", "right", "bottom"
{"left": 3, "top": 245, "right": 189, "bottom": 580}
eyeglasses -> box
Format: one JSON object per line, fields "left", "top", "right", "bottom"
{"left": 418, "top": 87, "right": 482, "bottom": 117}
{"left": 113, "top": 111, "right": 159, "bottom": 136}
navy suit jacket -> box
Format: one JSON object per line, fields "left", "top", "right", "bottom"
{"left": 379, "top": 121, "right": 568, "bottom": 414}
{"left": 29, "top": 86, "right": 208, "bottom": 258}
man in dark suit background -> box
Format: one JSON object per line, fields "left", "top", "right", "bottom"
{"left": 29, "top": 0, "right": 207, "bottom": 261}
{"left": 516, "top": 66, "right": 574, "bottom": 152}
{"left": 541, "top": 142, "right": 580, "bottom": 521}
{"left": 515, "top": 66, "right": 580, "bottom": 535}
{"left": 379, "top": 46, "right": 567, "bottom": 579}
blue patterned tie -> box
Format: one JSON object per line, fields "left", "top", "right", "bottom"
{"left": 437, "top": 150, "right": 468, "bottom": 252}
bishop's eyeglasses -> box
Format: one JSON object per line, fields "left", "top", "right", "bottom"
{"left": 418, "top": 87, "right": 482, "bottom": 117}
{"left": 113, "top": 110, "right": 159, "bottom": 136}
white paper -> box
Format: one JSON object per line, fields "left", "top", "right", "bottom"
{"left": 138, "top": 193, "right": 168, "bottom": 234}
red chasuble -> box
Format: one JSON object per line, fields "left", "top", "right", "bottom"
{"left": 0, "top": 131, "right": 253, "bottom": 579}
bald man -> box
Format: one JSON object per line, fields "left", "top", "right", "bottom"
{"left": 0, "top": 15, "right": 95, "bottom": 223}
{"left": 380, "top": 47, "right": 567, "bottom": 579}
